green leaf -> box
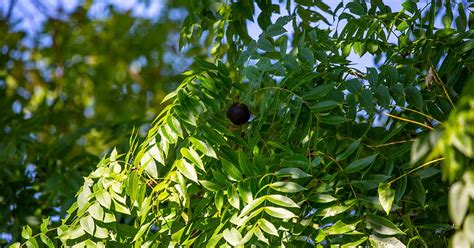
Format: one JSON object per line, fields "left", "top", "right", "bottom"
{"left": 276, "top": 15, "right": 292, "bottom": 26}
{"left": 298, "top": 6, "right": 329, "bottom": 24}
{"left": 9, "top": 243, "right": 20, "bottom": 248}
{"left": 94, "top": 226, "right": 109, "bottom": 239}
{"left": 223, "top": 228, "right": 242, "bottom": 246}
{"left": 298, "top": 47, "right": 314, "bottom": 65}
{"left": 202, "top": 126, "right": 228, "bottom": 146}
{"left": 258, "top": 37, "right": 273, "bottom": 52}
{"left": 395, "top": 175, "right": 407, "bottom": 203}
{"left": 406, "top": 85, "right": 423, "bottom": 110}
{"left": 256, "top": 57, "right": 272, "bottom": 71}
{"left": 266, "top": 194, "right": 300, "bottom": 208}
{"left": 275, "top": 167, "right": 311, "bottom": 179}
{"left": 161, "top": 90, "right": 177, "bottom": 104}
{"left": 367, "top": 40, "right": 379, "bottom": 54}
{"left": 39, "top": 234, "right": 54, "bottom": 247}
{"left": 345, "top": 78, "right": 361, "bottom": 93}
{"left": 342, "top": 42, "right": 352, "bottom": 56}
{"left": 237, "top": 41, "right": 256, "bottom": 66}
{"left": 215, "top": 191, "right": 224, "bottom": 214}
{"left": 360, "top": 88, "right": 374, "bottom": 113}
{"left": 140, "top": 151, "right": 158, "bottom": 179}
{"left": 353, "top": 41, "right": 366, "bottom": 56}
{"left": 303, "top": 83, "right": 335, "bottom": 100}
{"left": 449, "top": 181, "right": 469, "bottom": 226}
{"left": 391, "top": 83, "right": 405, "bottom": 104}
{"left": 238, "top": 182, "right": 253, "bottom": 204}
{"left": 352, "top": 174, "right": 391, "bottom": 190}
{"left": 336, "top": 139, "right": 360, "bottom": 161}
{"left": 264, "top": 206, "right": 297, "bottom": 219}
{"left": 319, "top": 201, "right": 355, "bottom": 218}
{"left": 311, "top": 100, "right": 339, "bottom": 112}
{"left": 412, "top": 176, "right": 426, "bottom": 206}
{"left": 171, "top": 226, "right": 185, "bottom": 243}
{"left": 402, "top": 2, "right": 417, "bottom": 13}
{"left": 369, "top": 235, "right": 406, "bottom": 247}
{"left": 175, "top": 105, "right": 197, "bottom": 126}
{"left": 194, "top": 57, "right": 217, "bottom": 71}
{"left": 113, "top": 199, "right": 131, "bottom": 215}
{"left": 175, "top": 159, "right": 198, "bottom": 183}
{"left": 396, "top": 21, "right": 410, "bottom": 31}
{"left": 366, "top": 214, "right": 405, "bottom": 235}
{"left": 464, "top": 214, "right": 474, "bottom": 243}
{"left": 238, "top": 150, "right": 255, "bottom": 177}
{"left": 375, "top": 85, "right": 391, "bottom": 107}
{"left": 167, "top": 116, "right": 184, "bottom": 138}
{"left": 80, "top": 215, "right": 95, "bottom": 236}
{"left": 96, "top": 190, "right": 112, "bottom": 209}
{"left": 88, "top": 202, "right": 104, "bottom": 221}
{"left": 40, "top": 217, "right": 50, "bottom": 234}
{"left": 345, "top": 154, "right": 378, "bottom": 173}
{"left": 78, "top": 181, "right": 92, "bottom": 212}
{"left": 410, "top": 136, "right": 431, "bottom": 165}
{"left": 456, "top": 3, "right": 467, "bottom": 32}
{"left": 221, "top": 159, "right": 243, "bottom": 181}
{"left": 367, "top": 67, "right": 379, "bottom": 86}
{"left": 254, "top": 226, "right": 269, "bottom": 244}
{"left": 451, "top": 130, "right": 473, "bottom": 157}
{"left": 319, "top": 115, "right": 349, "bottom": 125}
{"left": 189, "top": 137, "right": 217, "bottom": 159}
{"left": 288, "top": 99, "right": 303, "bottom": 138}
{"left": 451, "top": 231, "right": 470, "bottom": 248}
{"left": 266, "top": 24, "right": 286, "bottom": 37}
{"left": 200, "top": 180, "right": 221, "bottom": 192}
{"left": 181, "top": 147, "right": 205, "bottom": 172}
{"left": 279, "top": 35, "right": 288, "bottom": 55}
{"left": 325, "top": 220, "right": 360, "bottom": 235}
{"left": 132, "top": 222, "right": 151, "bottom": 242}
{"left": 103, "top": 211, "right": 116, "bottom": 223}
{"left": 346, "top": 2, "right": 366, "bottom": 15}
{"left": 378, "top": 183, "right": 395, "bottom": 215}
{"left": 59, "top": 225, "right": 85, "bottom": 241}
{"left": 258, "top": 218, "right": 279, "bottom": 236}
{"left": 150, "top": 142, "right": 165, "bottom": 165}
{"left": 207, "top": 232, "right": 223, "bottom": 248}
{"left": 228, "top": 186, "right": 240, "bottom": 209}
{"left": 341, "top": 237, "right": 368, "bottom": 248}
{"left": 22, "top": 226, "right": 33, "bottom": 239}
{"left": 269, "top": 181, "right": 307, "bottom": 193}
{"left": 235, "top": 207, "right": 264, "bottom": 228}
{"left": 309, "top": 194, "right": 338, "bottom": 203}
{"left": 385, "top": 67, "right": 398, "bottom": 86}
{"left": 25, "top": 238, "right": 39, "bottom": 248}
{"left": 162, "top": 124, "right": 178, "bottom": 144}
{"left": 239, "top": 197, "right": 266, "bottom": 217}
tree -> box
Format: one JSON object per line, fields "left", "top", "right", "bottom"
{"left": 9, "top": 0, "right": 474, "bottom": 247}
{"left": 0, "top": 0, "right": 201, "bottom": 243}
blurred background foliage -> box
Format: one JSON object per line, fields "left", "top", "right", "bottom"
{"left": 0, "top": 0, "right": 208, "bottom": 243}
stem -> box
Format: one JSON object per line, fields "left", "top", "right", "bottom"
{"left": 384, "top": 113, "right": 434, "bottom": 130}
{"left": 387, "top": 157, "right": 444, "bottom": 185}
{"left": 325, "top": 155, "right": 358, "bottom": 199}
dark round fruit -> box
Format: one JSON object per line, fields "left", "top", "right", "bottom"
{"left": 227, "top": 103, "right": 250, "bottom": 125}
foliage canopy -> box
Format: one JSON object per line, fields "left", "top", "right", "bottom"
{"left": 5, "top": 0, "right": 474, "bottom": 247}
